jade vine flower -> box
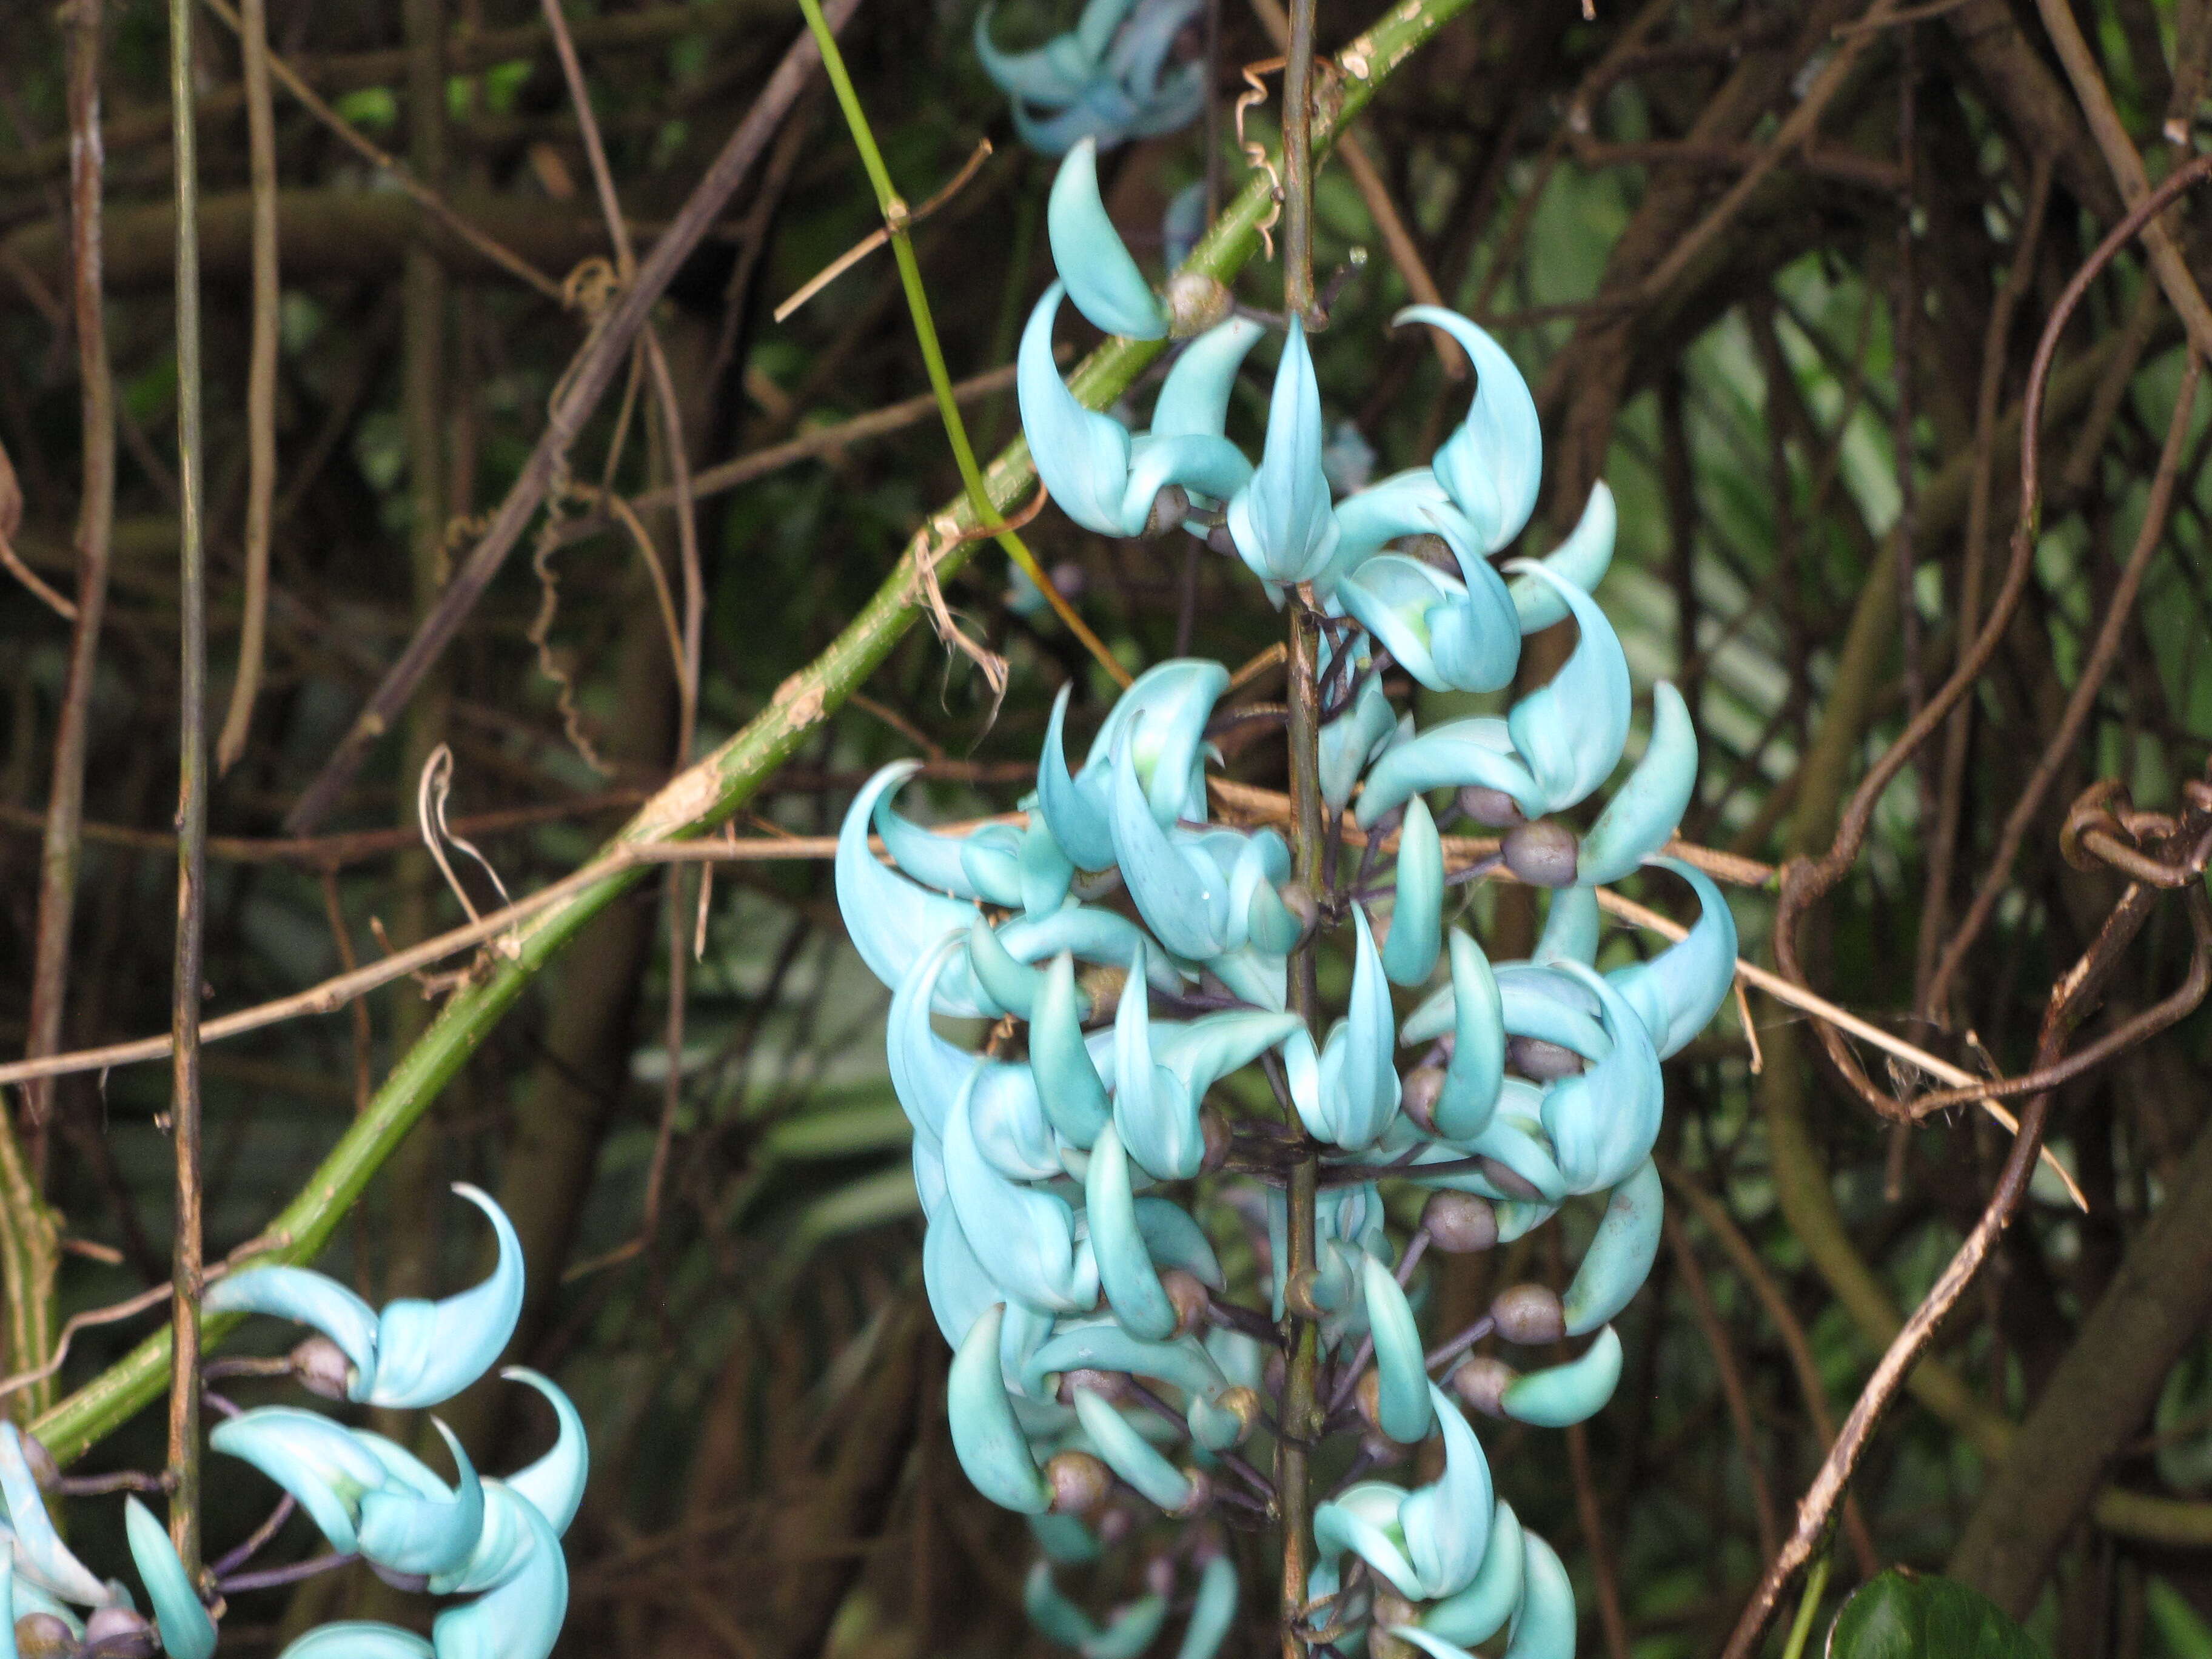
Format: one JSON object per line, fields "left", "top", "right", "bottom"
{"left": 975, "top": 0, "right": 1204, "bottom": 155}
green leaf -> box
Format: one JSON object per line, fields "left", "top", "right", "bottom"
{"left": 1826, "top": 1570, "right": 2042, "bottom": 1659}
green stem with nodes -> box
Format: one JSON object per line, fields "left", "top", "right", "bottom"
{"left": 795, "top": 0, "right": 1131, "bottom": 687}
{"left": 28, "top": 0, "right": 1480, "bottom": 1468}
{"left": 1281, "top": 0, "right": 1318, "bottom": 325}
{"left": 1778, "top": 1551, "right": 1833, "bottom": 1659}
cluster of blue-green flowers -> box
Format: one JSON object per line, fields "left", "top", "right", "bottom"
{"left": 0, "top": 1187, "right": 582, "bottom": 1659}
{"left": 833, "top": 141, "right": 1737, "bottom": 1659}
{"left": 975, "top": 0, "right": 1204, "bottom": 155}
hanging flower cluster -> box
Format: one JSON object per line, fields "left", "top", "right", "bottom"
{"left": 975, "top": 0, "right": 1205, "bottom": 155}
{"left": 834, "top": 140, "right": 1737, "bottom": 1659}
{"left": 0, "top": 1187, "right": 583, "bottom": 1659}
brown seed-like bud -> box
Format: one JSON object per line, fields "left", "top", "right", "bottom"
{"left": 1048, "top": 561, "right": 1088, "bottom": 600}
{"left": 1045, "top": 1450, "right": 1114, "bottom": 1517}
{"left": 1490, "top": 1284, "right": 1566, "bottom": 1346}
{"left": 1058, "top": 1368, "right": 1124, "bottom": 1407}
{"left": 1206, "top": 521, "right": 1239, "bottom": 558}
{"left": 1097, "top": 1505, "right": 1135, "bottom": 1546}
{"left": 1389, "top": 531, "right": 1459, "bottom": 574}
{"left": 1144, "top": 1552, "right": 1179, "bottom": 1598}
{"left": 1145, "top": 484, "right": 1193, "bottom": 537}
{"left": 1457, "top": 784, "right": 1527, "bottom": 828}
{"left": 1501, "top": 819, "right": 1579, "bottom": 887}
{"left": 1450, "top": 1354, "right": 1520, "bottom": 1418}
{"left": 1369, "top": 1593, "right": 1421, "bottom": 1659}
{"left": 1507, "top": 1034, "right": 1584, "bottom": 1080}
{"left": 1167, "top": 1467, "right": 1214, "bottom": 1518}
{"left": 1212, "top": 1386, "right": 1262, "bottom": 1447}
{"left": 292, "top": 1335, "right": 356, "bottom": 1401}
{"left": 1400, "top": 1064, "right": 1445, "bottom": 1133}
{"left": 1354, "top": 1368, "right": 1386, "bottom": 1435}
{"left": 15, "top": 1615, "right": 77, "bottom": 1659}
{"left": 1277, "top": 882, "right": 1319, "bottom": 945}
{"left": 19, "top": 1433, "right": 58, "bottom": 1492}
{"left": 1478, "top": 1156, "right": 1544, "bottom": 1201}
{"left": 1421, "top": 1190, "right": 1499, "bottom": 1253}
{"left": 84, "top": 1606, "right": 154, "bottom": 1658}
{"left": 1161, "top": 1268, "right": 1212, "bottom": 1338}
{"left": 1164, "top": 270, "right": 1234, "bottom": 338}
{"left": 1263, "top": 1350, "right": 1287, "bottom": 1401}
{"left": 1198, "top": 1105, "right": 1232, "bottom": 1175}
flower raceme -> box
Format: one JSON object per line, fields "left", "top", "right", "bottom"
{"left": 975, "top": 0, "right": 1205, "bottom": 155}
{"left": 0, "top": 1188, "right": 583, "bottom": 1659}
{"left": 835, "top": 130, "right": 1733, "bottom": 1659}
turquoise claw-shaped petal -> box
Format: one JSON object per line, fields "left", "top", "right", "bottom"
{"left": 124, "top": 1499, "right": 214, "bottom": 1659}
{"left": 1087, "top": 1597, "right": 1169, "bottom": 1659}
{"left": 871, "top": 776, "right": 1020, "bottom": 905}
{"left": 1419, "top": 1501, "right": 1526, "bottom": 1648}
{"left": 1509, "top": 481, "right": 1615, "bottom": 632}
{"left": 1302, "top": 908, "right": 1400, "bottom": 1150}
{"left": 1021, "top": 284, "right": 1139, "bottom": 535}
{"left": 1133, "top": 1197, "right": 1223, "bottom": 1287}
{"left": 1024, "top": 1561, "right": 1101, "bottom": 1648}
{"left": 973, "top": 0, "right": 1128, "bottom": 106}
{"left": 1109, "top": 943, "right": 1187, "bottom": 1178}
{"left": 1496, "top": 972, "right": 1609, "bottom": 1060}
{"left": 0, "top": 1426, "right": 108, "bottom": 1606}
{"left": 1503, "top": 1326, "right": 1624, "bottom": 1427}
{"left": 1020, "top": 820, "right": 1077, "bottom": 915}
{"left": 1338, "top": 527, "right": 1520, "bottom": 694}
{"left": 201, "top": 1265, "right": 380, "bottom": 1396}
{"left": 277, "top": 1626, "right": 434, "bottom": 1659}
{"left": 1033, "top": 952, "right": 1112, "bottom": 1147}
{"left": 1110, "top": 726, "right": 1228, "bottom": 959}
{"left": 1398, "top": 307, "right": 1540, "bottom": 554}
{"left": 365, "top": 1184, "right": 521, "bottom": 1409}
{"left": 1607, "top": 857, "right": 1738, "bottom": 1057}
{"left": 1503, "top": 561, "right": 1631, "bottom": 815}
{"left": 1313, "top": 1483, "right": 1424, "bottom": 1599}
{"left": 1533, "top": 883, "right": 1600, "bottom": 968}
{"left": 1439, "top": 930, "right": 1506, "bottom": 1139}
{"left": 431, "top": 1488, "right": 567, "bottom": 1659}
{"left": 210, "top": 1407, "right": 389, "bottom": 1555}
{"left": 1071, "top": 1387, "right": 1192, "bottom": 1511}
{"left": 1030, "top": 1512, "right": 1102, "bottom": 1565}
{"left": 1499, "top": 1530, "right": 1574, "bottom": 1659}
{"left": 890, "top": 934, "right": 1059, "bottom": 1178}
{"left": 969, "top": 916, "right": 1048, "bottom": 1019}
{"left": 1360, "top": 1255, "right": 1431, "bottom": 1444}
{"left": 1578, "top": 681, "right": 1696, "bottom": 886}
{"left": 499, "top": 1369, "right": 587, "bottom": 1537}
{"left": 1380, "top": 793, "right": 1443, "bottom": 985}
{"left": 1175, "top": 1556, "right": 1239, "bottom": 1659}
{"left": 1151, "top": 317, "right": 1265, "bottom": 441}
{"left": 1318, "top": 650, "right": 1401, "bottom": 813}
{"left": 1091, "top": 659, "right": 1229, "bottom": 822}
{"left": 1540, "top": 964, "right": 1663, "bottom": 1195}
{"left": 0, "top": 1558, "right": 13, "bottom": 1659}
{"left": 355, "top": 1419, "right": 483, "bottom": 1575}
{"left": 1355, "top": 717, "right": 1541, "bottom": 829}
{"left": 1087, "top": 1124, "right": 1176, "bottom": 1341}
{"left": 946, "top": 1066, "right": 1082, "bottom": 1312}
{"left": 950, "top": 1305, "right": 1051, "bottom": 1513}
{"left": 1563, "top": 1160, "right": 1662, "bottom": 1336}
{"left": 1038, "top": 686, "right": 1116, "bottom": 870}
{"left": 1049, "top": 138, "right": 1167, "bottom": 338}
{"left": 838, "top": 762, "right": 985, "bottom": 1008}
{"left": 924, "top": 1207, "right": 1001, "bottom": 1346}
{"left": 1398, "top": 1384, "right": 1494, "bottom": 1598}
{"left": 1226, "top": 320, "right": 1339, "bottom": 584}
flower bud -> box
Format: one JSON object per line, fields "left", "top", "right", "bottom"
{"left": 1284, "top": 1266, "right": 1330, "bottom": 1322}
{"left": 84, "top": 1606, "right": 154, "bottom": 1658}
{"left": 1457, "top": 785, "right": 1526, "bottom": 828}
{"left": 1198, "top": 1105, "right": 1233, "bottom": 1175}
{"left": 1420, "top": 1190, "right": 1498, "bottom": 1253}
{"left": 1490, "top": 1284, "right": 1566, "bottom": 1346}
{"left": 1145, "top": 484, "right": 1193, "bottom": 537}
{"left": 1045, "top": 1450, "right": 1114, "bottom": 1516}
{"left": 15, "top": 1615, "right": 76, "bottom": 1659}
{"left": 1206, "top": 522, "right": 1238, "bottom": 558}
{"left": 1507, "top": 1034, "right": 1583, "bottom": 1079}
{"left": 1213, "top": 1386, "right": 1262, "bottom": 1447}
{"left": 1354, "top": 1368, "right": 1385, "bottom": 1435}
{"left": 1166, "top": 1467, "right": 1213, "bottom": 1518}
{"left": 1399, "top": 1064, "right": 1444, "bottom": 1133}
{"left": 1368, "top": 1594, "right": 1420, "bottom": 1659}
{"left": 1057, "top": 1368, "right": 1124, "bottom": 1407}
{"left": 19, "top": 1433, "right": 58, "bottom": 1492}
{"left": 1501, "top": 819, "right": 1578, "bottom": 887}
{"left": 1097, "top": 1506, "right": 1136, "bottom": 1546}
{"left": 291, "top": 1335, "right": 356, "bottom": 1401}
{"left": 1048, "top": 561, "right": 1087, "bottom": 599}
{"left": 1389, "top": 532, "right": 1458, "bottom": 574}
{"left": 1164, "top": 270, "right": 1233, "bottom": 338}
{"left": 1478, "top": 1156, "right": 1543, "bottom": 1201}
{"left": 1263, "top": 1350, "right": 1287, "bottom": 1401}
{"left": 1450, "top": 1354, "right": 1519, "bottom": 1418}
{"left": 1144, "top": 1553, "right": 1178, "bottom": 1598}
{"left": 1161, "top": 1268, "right": 1212, "bottom": 1338}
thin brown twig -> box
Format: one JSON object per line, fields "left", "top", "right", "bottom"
{"left": 199, "top": 0, "right": 564, "bottom": 301}
{"left": 773, "top": 138, "right": 994, "bottom": 323}
{"left": 213, "top": 0, "right": 281, "bottom": 775}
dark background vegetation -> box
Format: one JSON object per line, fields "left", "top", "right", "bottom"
{"left": 3, "top": 0, "right": 2212, "bottom": 1653}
